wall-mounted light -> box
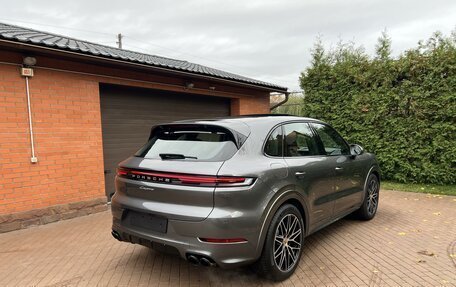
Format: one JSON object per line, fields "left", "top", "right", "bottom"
{"left": 23, "top": 56, "right": 37, "bottom": 67}
{"left": 209, "top": 86, "right": 216, "bottom": 90}
{"left": 185, "top": 82, "right": 194, "bottom": 89}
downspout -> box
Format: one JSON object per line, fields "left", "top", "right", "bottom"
{"left": 270, "top": 91, "right": 290, "bottom": 111}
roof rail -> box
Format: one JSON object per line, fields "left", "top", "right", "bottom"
{"left": 239, "top": 114, "right": 293, "bottom": 117}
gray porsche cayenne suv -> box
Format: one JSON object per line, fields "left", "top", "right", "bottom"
{"left": 111, "top": 115, "right": 380, "bottom": 281}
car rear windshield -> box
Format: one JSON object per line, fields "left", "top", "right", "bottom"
{"left": 135, "top": 125, "right": 239, "bottom": 161}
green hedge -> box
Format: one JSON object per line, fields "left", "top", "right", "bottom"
{"left": 297, "top": 32, "right": 456, "bottom": 184}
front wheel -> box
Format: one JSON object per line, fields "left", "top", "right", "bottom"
{"left": 255, "top": 204, "right": 304, "bottom": 281}
{"left": 355, "top": 174, "right": 380, "bottom": 220}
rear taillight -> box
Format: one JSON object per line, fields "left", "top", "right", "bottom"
{"left": 116, "top": 167, "right": 254, "bottom": 187}
{"left": 116, "top": 168, "right": 128, "bottom": 176}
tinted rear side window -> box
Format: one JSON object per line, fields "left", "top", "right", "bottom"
{"left": 135, "top": 127, "right": 238, "bottom": 161}
{"left": 264, "top": 126, "right": 283, "bottom": 156}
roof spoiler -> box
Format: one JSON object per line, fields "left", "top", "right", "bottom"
{"left": 148, "top": 123, "right": 249, "bottom": 149}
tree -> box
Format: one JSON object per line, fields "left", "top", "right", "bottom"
{"left": 375, "top": 30, "right": 392, "bottom": 60}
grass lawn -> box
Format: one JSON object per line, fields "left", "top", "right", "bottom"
{"left": 382, "top": 181, "right": 456, "bottom": 196}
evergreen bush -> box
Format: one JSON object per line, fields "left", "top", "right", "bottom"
{"left": 297, "top": 31, "right": 455, "bottom": 184}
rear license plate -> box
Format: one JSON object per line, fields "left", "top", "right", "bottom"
{"left": 127, "top": 210, "right": 168, "bottom": 233}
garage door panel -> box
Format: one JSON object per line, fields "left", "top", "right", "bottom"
{"left": 100, "top": 84, "right": 230, "bottom": 198}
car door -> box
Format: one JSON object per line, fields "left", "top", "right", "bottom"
{"left": 282, "top": 122, "right": 337, "bottom": 231}
{"left": 310, "top": 123, "right": 365, "bottom": 216}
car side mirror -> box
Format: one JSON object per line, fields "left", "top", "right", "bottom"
{"left": 350, "top": 144, "right": 364, "bottom": 157}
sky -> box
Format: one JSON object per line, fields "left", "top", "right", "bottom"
{"left": 1, "top": 0, "right": 455, "bottom": 91}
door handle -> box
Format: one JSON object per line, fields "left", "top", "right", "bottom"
{"left": 295, "top": 171, "right": 306, "bottom": 176}
{"left": 335, "top": 167, "right": 343, "bottom": 171}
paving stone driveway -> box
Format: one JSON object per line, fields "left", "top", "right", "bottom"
{"left": 0, "top": 190, "right": 455, "bottom": 287}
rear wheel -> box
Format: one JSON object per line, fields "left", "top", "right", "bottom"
{"left": 356, "top": 174, "right": 380, "bottom": 220}
{"left": 256, "top": 204, "right": 304, "bottom": 281}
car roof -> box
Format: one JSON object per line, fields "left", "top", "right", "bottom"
{"left": 151, "top": 115, "right": 327, "bottom": 148}
{"left": 164, "top": 115, "right": 327, "bottom": 137}
{"left": 172, "top": 114, "right": 325, "bottom": 127}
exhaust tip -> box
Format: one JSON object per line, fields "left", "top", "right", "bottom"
{"left": 199, "top": 257, "right": 215, "bottom": 267}
{"left": 111, "top": 230, "right": 121, "bottom": 241}
{"left": 187, "top": 254, "right": 200, "bottom": 266}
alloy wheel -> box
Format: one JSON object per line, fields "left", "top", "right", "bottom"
{"left": 273, "top": 214, "right": 302, "bottom": 272}
{"left": 367, "top": 177, "right": 379, "bottom": 215}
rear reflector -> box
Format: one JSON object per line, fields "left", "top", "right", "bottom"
{"left": 199, "top": 237, "right": 248, "bottom": 243}
{"left": 116, "top": 167, "right": 254, "bottom": 187}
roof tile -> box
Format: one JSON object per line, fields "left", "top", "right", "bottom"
{"left": 0, "top": 22, "right": 286, "bottom": 91}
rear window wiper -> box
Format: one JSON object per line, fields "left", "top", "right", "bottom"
{"left": 159, "top": 153, "right": 198, "bottom": 160}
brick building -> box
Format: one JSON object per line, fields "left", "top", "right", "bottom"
{"left": 0, "top": 23, "right": 287, "bottom": 232}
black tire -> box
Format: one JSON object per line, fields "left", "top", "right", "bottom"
{"left": 255, "top": 204, "right": 304, "bottom": 281}
{"left": 355, "top": 173, "right": 380, "bottom": 220}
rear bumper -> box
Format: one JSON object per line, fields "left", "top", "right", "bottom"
{"left": 111, "top": 201, "right": 260, "bottom": 268}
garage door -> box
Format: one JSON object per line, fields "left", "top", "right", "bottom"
{"left": 99, "top": 84, "right": 231, "bottom": 198}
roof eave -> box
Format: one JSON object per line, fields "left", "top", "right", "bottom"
{"left": 0, "top": 38, "right": 288, "bottom": 93}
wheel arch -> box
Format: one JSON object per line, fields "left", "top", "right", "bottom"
{"left": 255, "top": 187, "right": 309, "bottom": 258}
{"left": 367, "top": 164, "right": 381, "bottom": 184}
{"left": 361, "top": 164, "right": 381, "bottom": 201}
{"left": 371, "top": 168, "right": 381, "bottom": 182}
{"left": 281, "top": 198, "right": 306, "bottom": 229}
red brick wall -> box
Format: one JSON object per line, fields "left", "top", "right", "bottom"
{"left": 0, "top": 64, "right": 105, "bottom": 214}
{"left": 238, "top": 96, "right": 271, "bottom": 115}
{"left": 0, "top": 52, "right": 271, "bottom": 215}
